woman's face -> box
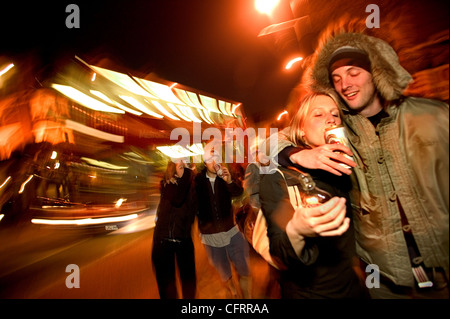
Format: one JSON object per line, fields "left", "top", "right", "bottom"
{"left": 301, "top": 95, "right": 341, "bottom": 148}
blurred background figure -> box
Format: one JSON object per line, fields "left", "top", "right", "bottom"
{"left": 151, "top": 159, "right": 197, "bottom": 299}
{"left": 195, "top": 145, "right": 251, "bottom": 298}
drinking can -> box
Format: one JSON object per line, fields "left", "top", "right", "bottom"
{"left": 324, "top": 125, "right": 353, "bottom": 169}
{"left": 214, "top": 163, "right": 223, "bottom": 178}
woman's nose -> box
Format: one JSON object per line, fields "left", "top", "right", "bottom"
{"left": 326, "top": 114, "right": 336, "bottom": 125}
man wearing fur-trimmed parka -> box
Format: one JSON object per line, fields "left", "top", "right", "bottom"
{"left": 278, "top": 32, "right": 448, "bottom": 298}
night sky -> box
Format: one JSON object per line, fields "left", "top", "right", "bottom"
{"left": 1, "top": 0, "right": 302, "bottom": 125}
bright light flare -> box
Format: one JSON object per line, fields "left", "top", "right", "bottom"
{"left": 255, "top": 0, "right": 280, "bottom": 15}
{"left": 285, "top": 57, "right": 303, "bottom": 69}
{"left": 0, "top": 176, "right": 12, "bottom": 189}
{"left": 231, "top": 103, "right": 241, "bottom": 114}
{"left": 277, "top": 110, "right": 288, "bottom": 121}
{"left": 31, "top": 213, "right": 139, "bottom": 226}
{"left": 52, "top": 84, "right": 125, "bottom": 114}
{"left": 0, "top": 63, "right": 14, "bottom": 77}
{"left": 119, "top": 95, "right": 163, "bottom": 118}
{"left": 115, "top": 198, "right": 127, "bottom": 208}
{"left": 18, "top": 175, "right": 34, "bottom": 194}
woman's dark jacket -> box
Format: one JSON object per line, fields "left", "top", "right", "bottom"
{"left": 153, "top": 168, "right": 196, "bottom": 240}
{"left": 260, "top": 163, "right": 366, "bottom": 298}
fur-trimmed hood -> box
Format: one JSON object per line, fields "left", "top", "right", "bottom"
{"left": 310, "top": 33, "right": 413, "bottom": 102}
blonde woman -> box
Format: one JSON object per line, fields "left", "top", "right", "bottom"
{"left": 152, "top": 159, "right": 197, "bottom": 299}
{"left": 259, "top": 92, "right": 367, "bottom": 299}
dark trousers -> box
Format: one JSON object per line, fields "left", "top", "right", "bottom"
{"left": 152, "top": 238, "right": 196, "bottom": 299}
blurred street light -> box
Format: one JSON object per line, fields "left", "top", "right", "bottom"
{"left": 255, "top": 0, "right": 280, "bottom": 15}
{"left": 277, "top": 110, "right": 288, "bottom": 121}
{"left": 0, "top": 63, "right": 14, "bottom": 77}
{"left": 285, "top": 56, "right": 303, "bottom": 69}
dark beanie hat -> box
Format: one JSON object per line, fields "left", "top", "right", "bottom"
{"left": 328, "top": 46, "right": 371, "bottom": 73}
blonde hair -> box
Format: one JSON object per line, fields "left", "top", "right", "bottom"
{"left": 163, "top": 160, "right": 177, "bottom": 184}
{"left": 289, "top": 91, "right": 342, "bottom": 148}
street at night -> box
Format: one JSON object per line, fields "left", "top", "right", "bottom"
{"left": 0, "top": 214, "right": 278, "bottom": 299}
{"left": 0, "top": 0, "right": 449, "bottom": 311}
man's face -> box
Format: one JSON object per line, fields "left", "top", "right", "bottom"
{"left": 331, "top": 65, "right": 378, "bottom": 115}
{"left": 203, "top": 153, "right": 220, "bottom": 175}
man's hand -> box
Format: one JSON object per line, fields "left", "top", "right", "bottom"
{"left": 221, "top": 166, "right": 233, "bottom": 184}
{"left": 289, "top": 144, "right": 356, "bottom": 176}
{"left": 175, "top": 160, "right": 185, "bottom": 178}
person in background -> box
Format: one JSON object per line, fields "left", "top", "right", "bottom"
{"left": 152, "top": 159, "right": 197, "bottom": 299}
{"left": 260, "top": 91, "right": 367, "bottom": 298}
{"left": 195, "top": 147, "right": 251, "bottom": 298}
{"left": 277, "top": 32, "right": 448, "bottom": 298}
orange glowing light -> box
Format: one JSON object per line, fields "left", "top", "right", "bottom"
{"left": 31, "top": 213, "right": 139, "bottom": 226}
{"left": 285, "top": 57, "right": 303, "bottom": 69}
{"left": 0, "top": 176, "right": 12, "bottom": 189}
{"left": 0, "top": 63, "right": 14, "bottom": 77}
{"left": 18, "top": 175, "right": 34, "bottom": 194}
{"left": 231, "top": 103, "right": 241, "bottom": 114}
{"left": 255, "top": 0, "right": 280, "bottom": 15}
{"left": 277, "top": 110, "right": 288, "bottom": 121}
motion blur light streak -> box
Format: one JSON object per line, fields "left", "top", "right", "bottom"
{"left": 232, "top": 103, "right": 241, "bottom": 115}
{"left": 156, "top": 145, "right": 198, "bottom": 159}
{"left": 172, "top": 88, "right": 204, "bottom": 109}
{"left": 166, "top": 103, "right": 192, "bottom": 122}
{"left": 199, "top": 95, "right": 221, "bottom": 113}
{"left": 119, "top": 95, "right": 164, "bottom": 118}
{"left": 0, "top": 63, "right": 14, "bottom": 77}
{"left": 114, "top": 198, "right": 127, "bottom": 208}
{"left": 18, "top": 175, "right": 34, "bottom": 194}
{"left": 134, "top": 77, "right": 184, "bottom": 105}
{"left": 31, "top": 213, "right": 139, "bottom": 226}
{"left": 198, "top": 108, "right": 214, "bottom": 124}
{"left": 65, "top": 119, "right": 124, "bottom": 143}
{"left": 277, "top": 110, "right": 288, "bottom": 121}
{"left": 90, "top": 89, "right": 143, "bottom": 115}
{"left": 183, "top": 106, "right": 202, "bottom": 123}
{"left": 0, "top": 176, "right": 12, "bottom": 189}
{"left": 285, "top": 57, "right": 303, "bottom": 69}
{"left": 81, "top": 157, "right": 128, "bottom": 170}
{"left": 90, "top": 65, "right": 155, "bottom": 98}
{"left": 89, "top": 90, "right": 114, "bottom": 104}
{"left": 148, "top": 100, "right": 180, "bottom": 121}
{"left": 52, "top": 84, "right": 125, "bottom": 114}
{"left": 112, "top": 101, "right": 143, "bottom": 116}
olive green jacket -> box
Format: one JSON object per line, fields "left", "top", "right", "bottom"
{"left": 344, "top": 97, "right": 448, "bottom": 287}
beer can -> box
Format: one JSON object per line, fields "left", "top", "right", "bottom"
{"left": 214, "top": 163, "right": 223, "bottom": 178}
{"left": 324, "top": 125, "right": 353, "bottom": 169}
